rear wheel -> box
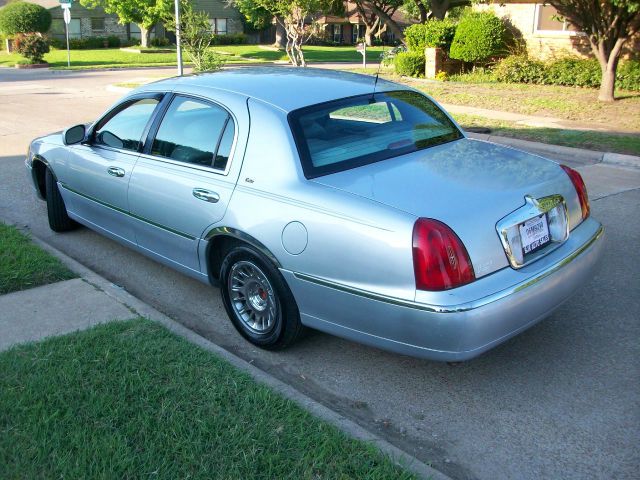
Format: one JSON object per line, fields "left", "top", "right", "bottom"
{"left": 220, "top": 245, "right": 304, "bottom": 349}
{"left": 45, "top": 168, "right": 77, "bottom": 232}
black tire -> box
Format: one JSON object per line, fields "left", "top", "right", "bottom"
{"left": 220, "top": 245, "right": 304, "bottom": 350}
{"left": 45, "top": 168, "right": 77, "bottom": 232}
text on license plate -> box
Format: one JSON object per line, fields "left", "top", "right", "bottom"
{"left": 519, "top": 214, "right": 550, "bottom": 254}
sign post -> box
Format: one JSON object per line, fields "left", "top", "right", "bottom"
{"left": 174, "top": 0, "right": 183, "bottom": 76}
{"left": 59, "top": 0, "right": 72, "bottom": 68}
{"left": 356, "top": 42, "right": 366, "bottom": 69}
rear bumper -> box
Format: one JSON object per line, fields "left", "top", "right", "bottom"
{"left": 283, "top": 217, "right": 604, "bottom": 361}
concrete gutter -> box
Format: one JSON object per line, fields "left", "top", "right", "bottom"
{"left": 467, "top": 132, "right": 640, "bottom": 168}
{"left": 27, "top": 233, "right": 452, "bottom": 480}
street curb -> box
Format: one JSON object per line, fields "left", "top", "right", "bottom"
{"left": 466, "top": 132, "right": 640, "bottom": 168}
{"left": 26, "top": 232, "right": 452, "bottom": 480}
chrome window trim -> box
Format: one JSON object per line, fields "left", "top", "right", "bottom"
{"left": 293, "top": 224, "right": 603, "bottom": 314}
{"left": 141, "top": 92, "right": 239, "bottom": 177}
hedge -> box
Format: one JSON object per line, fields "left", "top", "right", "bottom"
{"left": 494, "top": 55, "right": 640, "bottom": 91}
{"left": 394, "top": 51, "right": 425, "bottom": 77}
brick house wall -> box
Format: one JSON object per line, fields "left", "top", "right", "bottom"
{"left": 475, "top": 1, "right": 639, "bottom": 61}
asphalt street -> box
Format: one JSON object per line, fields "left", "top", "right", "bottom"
{"left": 1, "top": 67, "right": 639, "bottom": 479}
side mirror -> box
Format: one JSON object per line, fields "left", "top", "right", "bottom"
{"left": 63, "top": 124, "right": 86, "bottom": 145}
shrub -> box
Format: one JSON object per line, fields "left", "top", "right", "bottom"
{"left": 150, "top": 36, "right": 170, "bottom": 47}
{"left": 193, "top": 50, "right": 225, "bottom": 72}
{"left": 494, "top": 55, "right": 545, "bottom": 83}
{"left": 450, "top": 11, "right": 507, "bottom": 64}
{"left": 0, "top": 1, "right": 51, "bottom": 36}
{"left": 617, "top": 60, "right": 640, "bottom": 91}
{"left": 107, "top": 35, "right": 121, "bottom": 48}
{"left": 544, "top": 57, "right": 600, "bottom": 87}
{"left": 380, "top": 45, "right": 406, "bottom": 66}
{"left": 404, "top": 19, "right": 457, "bottom": 53}
{"left": 210, "top": 33, "right": 247, "bottom": 45}
{"left": 14, "top": 32, "right": 49, "bottom": 63}
{"left": 394, "top": 51, "right": 425, "bottom": 77}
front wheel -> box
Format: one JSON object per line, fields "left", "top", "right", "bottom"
{"left": 45, "top": 168, "right": 77, "bottom": 232}
{"left": 220, "top": 246, "right": 304, "bottom": 350}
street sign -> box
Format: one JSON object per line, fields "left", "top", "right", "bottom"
{"left": 60, "top": 1, "right": 71, "bottom": 68}
{"left": 356, "top": 42, "right": 366, "bottom": 68}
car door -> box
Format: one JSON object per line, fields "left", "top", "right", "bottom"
{"left": 61, "top": 94, "right": 163, "bottom": 244}
{"left": 127, "top": 93, "right": 241, "bottom": 273}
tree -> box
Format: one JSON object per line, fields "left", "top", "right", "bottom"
{"left": 164, "top": 1, "right": 225, "bottom": 72}
{"left": 402, "top": 0, "right": 469, "bottom": 23}
{"left": 353, "top": 0, "right": 400, "bottom": 45}
{"left": 362, "top": 0, "right": 405, "bottom": 42}
{"left": 231, "top": 0, "right": 342, "bottom": 66}
{"left": 547, "top": 0, "right": 640, "bottom": 102}
{"left": 0, "top": 1, "right": 51, "bottom": 36}
{"left": 80, "top": 0, "right": 173, "bottom": 48}
{"left": 228, "top": 0, "right": 287, "bottom": 48}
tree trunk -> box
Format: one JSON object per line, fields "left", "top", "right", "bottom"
{"left": 598, "top": 65, "right": 616, "bottom": 102}
{"left": 366, "top": 2, "right": 404, "bottom": 42}
{"left": 413, "top": 0, "right": 428, "bottom": 22}
{"left": 139, "top": 25, "right": 151, "bottom": 48}
{"left": 274, "top": 16, "right": 286, "bottom": 49}
{"left": 364, "top": 30, "right": 373, "bottom": 46}
{"left": 429, "top": 0, "right": 450, "bottom": 20}
{"left": 590, "top": 36, "right": 625, "bottom": 102}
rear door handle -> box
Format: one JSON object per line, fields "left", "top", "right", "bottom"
{"left": 192, "top": 188, "right": 220, "bottom": 203}
{"left": 107, "top": 166, "right": 125, "bottom": 178}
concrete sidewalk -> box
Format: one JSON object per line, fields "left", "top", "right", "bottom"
{"left": 0, "top": 232, "right": 448, "bottom": 480}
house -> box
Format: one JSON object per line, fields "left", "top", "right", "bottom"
{"left": 474, "top": 1, "right": 639, "bottom": 60}
{"left": 0, "top": 0, "right": 244, "bottom": 44}
{"left": 317, "top": 1, "right": 414, "bottom": 45}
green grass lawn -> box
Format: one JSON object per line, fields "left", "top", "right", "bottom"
{"left": 455, "top": 114, "right": 640, "bottom": 156}
{"left": 0, "top": 318, "right": 415, "bottom": 479}
{"left": 213, "top": 44, "right": 384, "bottom": 63}
{"left": 0, "top": 45, "right": 383, "bottom": 70}
{"left": 0, "top": 223, "right": 76, "bottom": 294}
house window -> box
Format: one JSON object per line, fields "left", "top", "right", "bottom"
{"left": 91, "top": 17, "right": 105, "bottom": 31}
{"left": 210, "top": 18, "right": 227, "bottom": 35}
{"left": 352, "top": 24, "right": 364, "bottom": 44}
{"left": 129, "top": 23, "right": 141, "bottom": 39}
{"left": 50, "top": 18, "right": 81, "bottom": 38}
{"left": 332, "top": 24, "right": 342, "bottom": 44}
{"left": 535, "top": 5, "right": 579, "bottom": 33}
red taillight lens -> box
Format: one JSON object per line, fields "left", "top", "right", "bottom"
{"left": 561, "top": 165, "right": 590, "bottom": 220}
{"left": 412, "top": 218, "right": 475, "bottom": 291}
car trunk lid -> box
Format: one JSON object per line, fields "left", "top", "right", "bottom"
{"left": 312, "top": 138, "right": 578, "bottom": 278}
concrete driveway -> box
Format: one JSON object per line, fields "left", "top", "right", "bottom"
{"left": 1, "top": 67, "right": 639, "bottom": 479}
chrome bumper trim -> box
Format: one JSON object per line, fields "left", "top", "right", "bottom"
{"left": 293, "top": 224, "right": 604, "bottom": 315}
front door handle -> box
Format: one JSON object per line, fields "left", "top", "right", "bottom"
{"left": 107, "top": 166, "right": 125, "bottom": 178}
{"left": 192, "top": 188, "right": 220, "bottom": 203}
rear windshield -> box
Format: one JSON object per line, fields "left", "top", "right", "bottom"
{"left": 289, "top": 91, "right": 462, "bottom": 178}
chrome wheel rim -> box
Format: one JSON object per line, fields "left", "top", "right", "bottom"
{"left": 228, "top": 260, "right": 278, "bottom": 334}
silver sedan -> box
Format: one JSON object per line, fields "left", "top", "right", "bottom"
{"left": 25, "top": 67, "right": 604, "bottom": 361}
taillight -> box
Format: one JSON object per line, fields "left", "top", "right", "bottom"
{"left": 412, "top": 218, "right": 475, "bottom": 291}
{"left": 561, "top": 165, "right": 590, "bottom": 220}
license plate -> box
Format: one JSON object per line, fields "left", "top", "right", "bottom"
{"left": 519, "top": 214, "right": 551, "bottom": 255}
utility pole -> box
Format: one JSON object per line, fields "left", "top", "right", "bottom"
{"left": 174, "top": 0, "right": 183, "bottom": 76}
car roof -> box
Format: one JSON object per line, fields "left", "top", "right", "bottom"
{"left": 140, "top": 67, "right": 411, "bottom": 113}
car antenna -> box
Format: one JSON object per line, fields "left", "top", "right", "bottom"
{"left": 371, "top": 42, "right": 384, "bottom": 101}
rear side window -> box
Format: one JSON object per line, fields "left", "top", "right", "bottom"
{"left": 289, "top": 91, "right": 462, "bottom": 178}
{"left": 151, "top": 96, "right": 234, "bottom": 170}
